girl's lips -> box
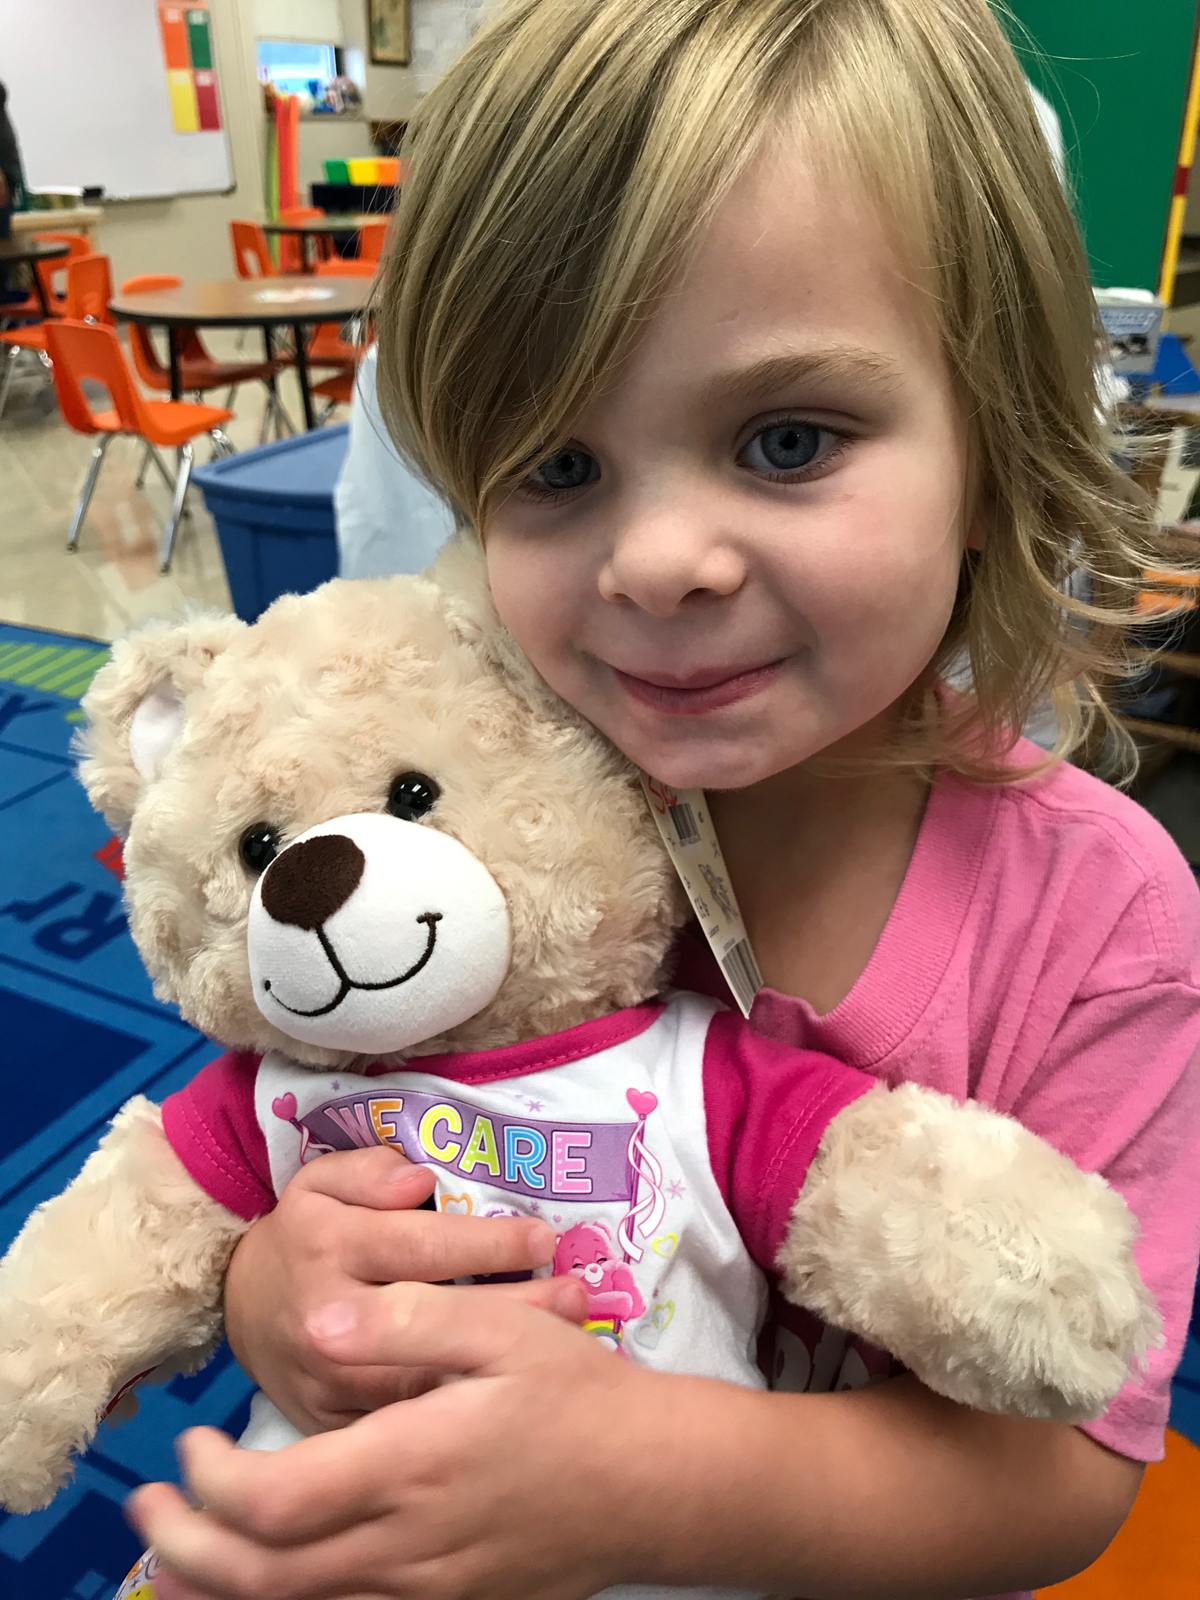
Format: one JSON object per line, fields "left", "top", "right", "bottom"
{"left": 610, "top": 659, "right": 785, "bottom": 715}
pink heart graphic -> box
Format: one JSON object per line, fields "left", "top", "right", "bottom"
{"left": 626, "top": 1088, "right": 658, "bottom": 1117}
{"left": 272, "top": 1093, "right": 298, "bottom": 1122}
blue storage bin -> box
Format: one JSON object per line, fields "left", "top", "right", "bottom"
{"left": 193, "top": 426, "right": 349, "bottom": 623}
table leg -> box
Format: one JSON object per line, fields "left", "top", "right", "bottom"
{"left": 32, "top": 261, "right": 53, "bottom": 320}
{"left": 293, "top": 321, "right": 315, "bottom": 430}
{"left": 261, "top": 324, "right": 281, "bottom": 443}
{"left": 168, "top": 327, "right": 181, "bottom": 402}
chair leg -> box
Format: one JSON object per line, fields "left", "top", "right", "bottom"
{"left": 143, "top": 443, "right": 176, "bottom": 493}
{"left": 224, "top": 384, "right": 237, "bottom": 410}
{"left": 209, "top": 427, "right": 235, "bottom": 458}
{"left": 67, "top": 434, "right": 114, "bottom": 551}
{"left": 134, "top": 441, "right": 152, "bottom": 490}
{"left": 159, "top": 442, "right": 194, "bottom": 571}
{"left": 177, "top": 445, "right": 194, "bottom": 519}
{"left": 0, "top": 345, "right": 19, "bottom": 423}
{"left": 260, "top": 386, "right": 294, "bottom": 442}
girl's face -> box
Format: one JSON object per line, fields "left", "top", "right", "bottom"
{"left": 485, "top": 136, "right": 974, "bottom": 790}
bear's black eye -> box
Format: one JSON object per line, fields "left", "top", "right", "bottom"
{"left": 387, "top": 771, "right": 440, "bottom": 822}
{"left": 239, "top": 822, "right": 281, "bottom": 875}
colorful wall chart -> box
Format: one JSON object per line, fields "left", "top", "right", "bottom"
{"left": 157, "top": 0, "right": 222, "bottom": 133}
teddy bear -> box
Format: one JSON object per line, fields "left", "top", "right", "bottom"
{"left": 0, "top": 535, "right": 1160, "bottom": 1534}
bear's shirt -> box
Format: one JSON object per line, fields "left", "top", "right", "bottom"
{"left": 162, "top": 991, "right": 871, "bottom": 1382}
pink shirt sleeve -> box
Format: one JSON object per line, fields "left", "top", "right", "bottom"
{"left": 701, "top": 1009, "right": 874, "bottom": 1274}
{"left": 160, "top": 1051, "right": 275, "bottom": 1221}
{"left": 1016, "top": 969, "right": 1200, "bottom": 1464}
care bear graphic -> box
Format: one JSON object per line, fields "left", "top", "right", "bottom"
{"left": 554, "top": 1221, "right": 646, "bottom": 1331}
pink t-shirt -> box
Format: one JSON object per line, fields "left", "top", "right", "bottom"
{"left": 678, "top": 743, "right": 1200, "bottom": 1474}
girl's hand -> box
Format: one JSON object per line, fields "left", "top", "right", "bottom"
{"left": 222, "top": 1146, "right": 582, "bottom": 1434}
{"left": 129, "top": 1279, "right": 1143, "bottom": 1600}
{"left": 128, "top": 1284, "right": 662, "bottom": 1600}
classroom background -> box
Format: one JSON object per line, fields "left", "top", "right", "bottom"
{"left": 0, "top": 3, "right": 1199, "bottom": 1598}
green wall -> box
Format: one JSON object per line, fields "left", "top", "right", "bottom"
{"left": 1005, "top": 0, "right": 1197, "bottom": 290}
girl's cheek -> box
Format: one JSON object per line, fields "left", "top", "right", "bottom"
{"left": 487, "top": 544, "right": 573, "bottom": 666}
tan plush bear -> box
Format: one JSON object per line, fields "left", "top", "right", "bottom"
{"left": 0, "top": 538, "right": 1160, "bottom": 1524}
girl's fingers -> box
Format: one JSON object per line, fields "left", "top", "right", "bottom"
{"left": 306, "top": 1280, "right": 592, "bottom": 1375}
{"left": 487, "top": 1272, "right": 590, "bottom": 1321}
{"left": 339, "top": 1205, "right": 556, "bottom": 1286}
{"left": 130, "top": 1459, "right": 410, "bottom": 1600}
{"left": 285, "top": 1144, "right": 434, "bottom": 1210}
{"left": 167, "top": 1427, "right": 395, "bottom": 1545}
{"left": 146, "top": 1563, "right": 222, "bottom": 1600}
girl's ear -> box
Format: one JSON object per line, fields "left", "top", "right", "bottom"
{"left": 77, "top": 613, "right": 247, "bottom": 833}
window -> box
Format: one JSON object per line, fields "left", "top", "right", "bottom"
{"left": 256, "top": 40, "right": 339, "bottom": 99}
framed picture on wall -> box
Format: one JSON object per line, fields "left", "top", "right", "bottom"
{"left": 369, "top": 0, "right": 410, "bottom": 65}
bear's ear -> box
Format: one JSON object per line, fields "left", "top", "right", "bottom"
{"left": 77, "top": 612, "right": 246, "bottom": 832}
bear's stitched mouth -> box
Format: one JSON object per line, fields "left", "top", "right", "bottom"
{"left": 263, "top": 911, "right": 443, "bottom": 1018}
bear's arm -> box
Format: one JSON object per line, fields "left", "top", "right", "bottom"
{"left": 0, "top": 1094, "right": 250, "bottom": 1513}
{"left": 701, "top": 1011, "right": 1159, "bottom": 1422}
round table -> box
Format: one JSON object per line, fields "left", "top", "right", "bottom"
{"left": 108, "top": 276, "right": 373, "bottom": 430}
{"left": 0, "top": 237, "right": 70, "bottom": 318}
{"left": 262, "top": 215, "right": 386, "bottom": 272}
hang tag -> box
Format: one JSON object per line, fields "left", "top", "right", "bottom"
{"left": 640, "top": 775, "right": 764, "bottom": 1017}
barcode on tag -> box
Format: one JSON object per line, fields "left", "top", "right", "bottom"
{"left": 719, "top": 937, "right": 763, "bottom": 1017}
{"left": 666, "top": 800, "right": 700, "bottom": 847}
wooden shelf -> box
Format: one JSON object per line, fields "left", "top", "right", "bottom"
{"left": 1118, "top": 716, "right": 1200, "bottom": 752}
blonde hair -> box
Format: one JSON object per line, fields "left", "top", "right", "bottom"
{"left": 376, "top": 0, "right": 1160, "bottom": 781}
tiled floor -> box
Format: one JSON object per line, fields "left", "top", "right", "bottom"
{"left": 0, "top": 331, "right": 327, "bottom": 642}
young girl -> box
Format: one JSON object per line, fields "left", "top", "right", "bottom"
{"left": 127, "top": 2, "right": 1200, "bottom": 1597}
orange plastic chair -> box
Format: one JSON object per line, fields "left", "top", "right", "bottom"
{"left": 230, "top": 220, "right": 275, "bottom": 279}
{"left": 0, "top": 231, "right": 93, "bottom": 322}
{"left": 121, "top": 273, "right": 293, "bottom": 453}
{"left": 326, "top": 258, "right": 377, "bottom": 278}
{"left": 65, "top": 253, "right": 115, "bottom": 325}
{"left": 278, "top": 206, "right": 334, "bottom": 273}
{"left": 356, "top": 220, "right": 389, "bottom": 263}
{"left": 304, "top": 259, "right": 374, "bottom": 373}
{"left": 44, "top": 319, "right": 235, "bottom": 570}
{"left": 0, "top": 253, "right": 114, "bottom": 422}
{"left": 311, "top": 367, "right": 356, "bottom": 422}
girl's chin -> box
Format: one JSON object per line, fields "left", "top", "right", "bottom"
{"left": 605, "top": 712, "right": 819, "bottom": 792}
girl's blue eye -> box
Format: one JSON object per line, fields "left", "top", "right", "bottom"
{"left": 740, "top": 421, "right": 840, "bottom": 477}
{"left": 530, "top": 447, "right": 600, "bottom": 492}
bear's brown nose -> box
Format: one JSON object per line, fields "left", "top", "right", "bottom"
{"left": 260, "top": 833, "right": 365, "bottom": 930}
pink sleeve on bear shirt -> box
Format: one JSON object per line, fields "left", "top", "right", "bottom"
{"left": 700, "top": 1011, "right": 873, "bottom": 1273}
{"left": 161, "top": 1050, "right": 273, "bottom": 1221}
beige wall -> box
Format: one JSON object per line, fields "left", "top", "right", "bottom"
{"left": 89, "top": 0, "right": 426, "bottom": 286}
{"left": 94, "top": 0, "right": 264, "bottom": 286}
{"left": 347, "top": 1, "right": 420, "bottom": 121}
{"left": 296, "top": 116, "right": 374, "bottom": 190}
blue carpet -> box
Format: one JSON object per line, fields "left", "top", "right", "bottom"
{"left": 0, "top": 623, "right": 253, "bottom": 1600}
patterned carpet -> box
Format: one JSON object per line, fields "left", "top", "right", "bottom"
{"left": 0, "top": 622, "right": 251, "bottom": 1600}
{"left": 0, "top": 619, "right": 1195, "bottom": 1599}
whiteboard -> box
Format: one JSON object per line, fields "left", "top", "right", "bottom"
{"left": 0, "top": 0, "right": 233, "bottom": 200}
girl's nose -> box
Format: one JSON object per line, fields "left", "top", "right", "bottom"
{"left": 599, "top": 499, "right": 746, "bottom": 617}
